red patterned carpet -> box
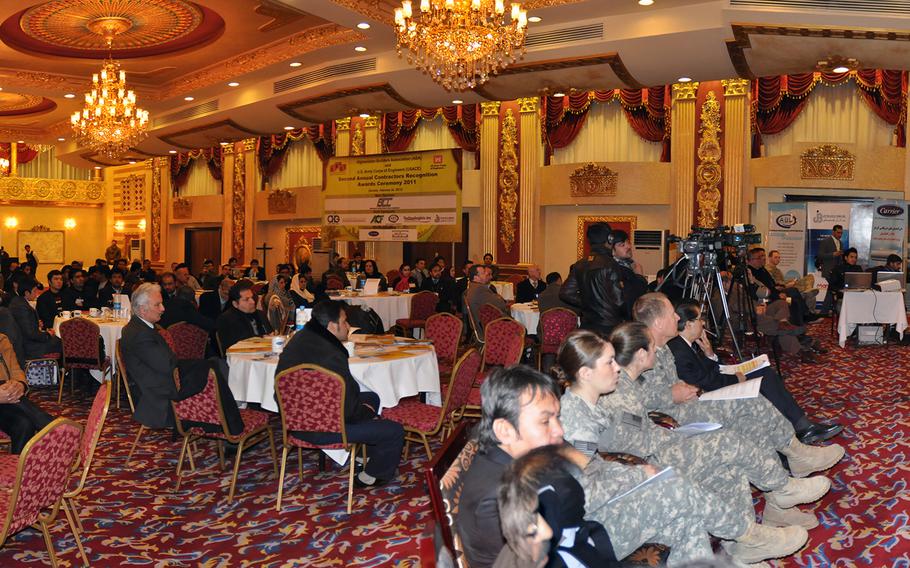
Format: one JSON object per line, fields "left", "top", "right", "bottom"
{"left": 0, "top": 325, "right": 907, "bottom": 567}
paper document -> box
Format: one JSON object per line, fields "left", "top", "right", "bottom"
{"left": 699, "top": 377, "right": 763, "bottom": 401}
{"left": 607, "top": 467, "right": 677, "bottom": 504}
{"left": 672, "top": 422, "right": 723, "bottom": 437}
{"left": 719, "top": 354, "right": 769, "bottom": 376}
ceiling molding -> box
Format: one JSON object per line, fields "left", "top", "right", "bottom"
{"left": 157, "top": 119, "right": 264, "bottom": 149}
{"left": 254, "top": 0, "right": 310, "bottom": 33}
{"left": 278, "top": 83, "right": 421, "bottom": 123}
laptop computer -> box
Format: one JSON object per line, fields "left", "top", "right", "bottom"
{"left": 844, "top": 271, "right": 873, "bottom": 290}
{"left": 875, "top": 270, "right": 906, "bottom": 291}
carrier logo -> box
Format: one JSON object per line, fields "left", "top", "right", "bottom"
{"left": 775, "top": 213, "right": 797, "bottom": 228}
{"left": 877, "top": 204, "right": 904, "bottom": 217}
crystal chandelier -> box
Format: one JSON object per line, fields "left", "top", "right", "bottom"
{"left": 70, "top": 18, "right": 149, "bottom": 159}
{"left": 394, "top": 0, "right": 528, "bottom": 91}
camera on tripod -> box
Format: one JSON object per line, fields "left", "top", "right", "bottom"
{"left": 669, "top": 224, "right": 761, "bottom": 255}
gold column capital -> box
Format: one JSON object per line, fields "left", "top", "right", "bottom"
{"left": 518, "top": 97, "right": 538, "bottom": 113}
{"left": 222, "top": 143, "right": 235, "bottom": 155}
{"left": 335, "top": 117, "right": 352, "bottom": 132}
{"left": 673, "top": 82, "right": 700, "bottom": 101}
{"left": 480, "top": 101, "right": 502, "bottom": 117}
{"left": 363, "top": 115, "right": 380, "bottom": 128}
{"left": 722, "top": 78, "right": 750, "bottom": 97}
{"left": 242, "top": 137, "right": 257, "bottom": 152}
{"left": 152, "top": 156, "right": 170, "bottom": 167}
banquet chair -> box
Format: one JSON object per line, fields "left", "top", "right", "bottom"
{"left": 0, "top": 418, "right": 82, "bottom": 568}
{"left": 166, "top": 322, "right": 209, "bottom": 360}
{"left": 172, "top": 369, "right": 277, "bottom": 503}
{"left": 385, "top": 269, "right": 400, "bottom": 284}
{"left": 462, "top": 317, "right": 526, "bottom": 419}
{"left": 537, "top": 308, "right": 579, "bottom": 370}
{"left": 423, "top": 422, "right": 475, "bottom": 568}
{"left": 157, "top": 326, "right": 178, "bottom": 353}
{"left": 383, "top": 348, "right": 481, "bottom": 460}
{"left": 424, "top": 312, "right": 463, "bottom": 382}
{"left": 463, "top": 292, "right": 483, "bottom": 345}
{"left": 396, "top": 291, "right": 438, "bottom": 338}
{"left": 478, "top": 303, "right": 503, "bottom": 331}
{"left": 325, "top": 275, "right": 345, "bottom": 291}
{"left": 274, "top": 364, "right": 366, "bottom": 513}
{"left": 58, "top": 318, "right": 111, "bottom": 404}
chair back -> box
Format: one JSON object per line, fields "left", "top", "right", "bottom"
{"left": 410, "top": 291, "right": 439, "bottom": 321}
{"left": 482, "top": 317, "right": 526, "bottom": 369}
{"left": 72, "top": 381, "right": 111, "bottom": 491}
{"left": 166, "top": 322, "right": 209, "bottom": 360}
{"left": 172, "top": 370, "right": 228, "bottom": 435}
{"left": 0, "top": 418, "right": 82, "bottom": 542}
{"left": 115, "top": 341, "right": 138, "bottom": 413}
{"left": 157, "top": 326, "right": 178, "bottom": 354}
{"left": 385, "top": 269, "right": 400, "bottom": 284}
{"left": 424, "top": 422, "right": 476, "bottom": 566}
{"left": 325, "top": 275, "right": 345, "bottom": 290}
{"left": 275, "top": 364, "right": 349, "bottom": 448}
{"left": 539, "top": 308, "right": 579, "bottom": 351}
{"left": 59, "top": 317, "right": 103, "bottom": 370}
{"left": 425, "top": 312, "right": 462, "bottom": 366}
{"left": 463, "top": 292, "right": 482, "bottom": 344}
{"left": 251, "top": 282, "right": 268, "bottom": 296}
{"left": 478, "top": 303, "right": 502, "bottom": 330}
{"left": 443, "top": 349, "right": 482, "bottom": 419}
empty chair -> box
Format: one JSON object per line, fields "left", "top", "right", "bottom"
{"left": 58, "top": 318, "right": 111, "bottom": 404}
{"left": 396, "top": 291, "right": 439, "bottom": 338}
{"left": 424, "top": 312, "right": 463, "bottom": 382}
{"left": 166, "top": 322, "right": 209, "bottom": 360}
{"left": 537, "top": 307, "right": 579, "bottom": 369}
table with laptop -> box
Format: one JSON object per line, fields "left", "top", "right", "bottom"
{"left": 331, "top": 278, "right": 413, "bottom": 331}
{"left": 837, "top": 271, "right": 908, "bottom": 347}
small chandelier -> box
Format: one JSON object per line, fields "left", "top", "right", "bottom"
{"left": 394, "top": 0, "right": 528, "bottom": 91}
{"left": 71, "top": 17, "right": 149, "bottom": 159}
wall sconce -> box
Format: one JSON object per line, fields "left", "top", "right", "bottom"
{"left": 114, "top": 220, "right": 125, "bottom": 232}
{"left": 64, "top": 218, "right": 77, "bottom": 230}
{"left": 3, "top": 217, "right": 17, "bottom": 229}
{"left": 138, "top": 219, "right": 147, "bottom": 231}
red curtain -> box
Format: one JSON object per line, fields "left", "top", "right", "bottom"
{"left": 382, "top": 109, "right": 439, "bottom": 153}
{"left": 442, "top": 104, "right": 479, "bottom": 152}
{"left": 205, "top": 146, "right": 223, "bottom": 181}
{"left": 0, "top": 143, "right": 39, "bottom": 165}
{"left": 170, "top": 147, "right": 221, "bottom": 190}
{"left": 306, "top": 122, "right": 335, "bottom": 162}
{"left": 620, "top": 86, "right": 671, "bottom": 162}
{"left": 257, "top": 126, "right": 327, "bottom": 181}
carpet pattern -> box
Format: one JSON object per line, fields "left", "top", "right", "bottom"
{"left": 0, "top": 324, "right": 907, "bottom": 566}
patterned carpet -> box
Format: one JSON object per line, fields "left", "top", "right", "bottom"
{"left": 0, "top": 324, "right": 906, "bottom": 566}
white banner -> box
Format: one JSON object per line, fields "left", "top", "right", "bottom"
{"left": 870, "top": 200, "right": 907, "bottom": 265}
{"left": 766, "top": 202, "right": 806, "bottom": 281}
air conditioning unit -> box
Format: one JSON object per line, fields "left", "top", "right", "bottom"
{"left": 129, "top": 238, "right": 145, "bottom": 262}
{"left": 633, "top": 230, "right": 669, "bottom": 278}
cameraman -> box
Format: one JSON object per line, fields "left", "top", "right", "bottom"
{"left": 560, "top": 223, "right": 624, "bottom": 337}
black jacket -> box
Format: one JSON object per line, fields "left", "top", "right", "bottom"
{"left": 667, "top": 336, "right": 737, "bottom": 391}
{"left": 119, "top": 316, "right": 179, "bottom": 429}
{"left": 560, "top": 244, "right": 624, "bottom": 336}
{"left": 275, "top": 320, "right": 361, "bottom": 420}
{"left": 9, "top": 296, "right": 54, "bottom": 356}
{"left": 215, "top": 307, "right": 271, "bottom": 353}
{"left": 96, "top": 282, "right": 129, "bottom": 310}
{"left": 160, "top": 297, "right": 215, "bottom": 332}
{"left": 198, "top": 291, "right": 228, "bottom": 322}
{"left": 0, "top": 307, "right": 26, "bottom": 366}
{"left": 458, "top": 445, "right": 512, "bottom": 568}
{"left": 515, "top": 278, "right": 546, "bottom": 303}
{"left": 420, "top": 276, "right": 457, "bottom": 312}
{"left": 36, "top": 289, "right": 63, "bottom": 330}
{"left": 61, "top": 286, "right": 94, "bottom": 311}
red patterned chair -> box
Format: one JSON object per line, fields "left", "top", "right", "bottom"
{"left": 274, "top": 364, "right": 366, "bottom": 513}
{"left": 396, "top": 291, "right": 439, "bottom": 338}
{"left": 424, "top": 422, "right": 476, "bottom": 568}
{"left": 251, "top": 282, "right": 268, "bottom": 296}
{"left": 0, "top": 418, "right": 83, "bottom": 567}
{"left": 59, "top": 317, "right": 111, "bottom": 404}
{"left": 424, "top": 312, "right": 463, "bottom": 382}
{"left": 157, "top": 326, "right": 178, "bottom": 353}
{"left": 385, "top": 269, "right": 400, "bottom": 284}
{"left": 383, "top": 348, "right": 481, "bottom": 460}
{"left": 478, "top": 303, "right": 503, "bottom": 331}
{"left": 166, "top": 322, "right": 209, "bottom": 360}
{"left": 463, "top": 317, "right": 526, "bottom": 418}
{"left": 325, "top": 275, "right": 345, "bottom": 291}
{"left": 172, "top": 370, "right": 277, "bottom": 503}
{"left": 537, "top": 307, "right": 579, "bottom": 370}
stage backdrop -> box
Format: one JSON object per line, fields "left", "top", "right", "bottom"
{"left": 322, "top": 148, "right": 462, "bottom": 242}
{"left": 806, "top": 202, "right": 852, "bottom": 274}
{"left": 766, "top": 202, "right": 806, "bottom": 281}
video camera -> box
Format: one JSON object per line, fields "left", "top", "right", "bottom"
{"left": 668, "top": 224, "right": 762, "bottom": 256}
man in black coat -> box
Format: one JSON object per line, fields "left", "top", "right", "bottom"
{"left": 96, "top": 269, "right": 130, "bottom": 309}
{"left": 61, "top": 269, "right": 94, "bottom": 311}
{"left": 275, "top": 300, "right": 404, "bottom": 486}
{"left": 160, "top": 286, "right": 215, "bottom": 332}
{"left": 36, "top": 269, "right": 65, "bottom": 330}
{"left": 9, "top": 279, "right": 62, "bottom": 360}
{"left": 420, "top": 263, "right": 456, "bottom": 312}
{"left": 215, "top": 281, "right": 271, "bottom": 353}
{"left": 670, "top": 301, "right": 842, "bottom": 445}
{"left": 199, "top": 278, "right": 233, "bottom": 322}
{"left": 560, "top": 223, "right": 624, "bottom": 337}
{"left": 514, "top": 264, "right": 546, "bottom": 303}
{"left": 119, "top": 283, "right": 242, "bottom": 434}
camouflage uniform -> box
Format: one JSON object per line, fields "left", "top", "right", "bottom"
{"left": 580, "top": 454, "right": 750, "bottom": 567}
{"left": 638, "top": 345, "right": 794, "bottom": 452}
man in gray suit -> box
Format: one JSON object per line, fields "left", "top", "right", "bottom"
{"left": 817, "top": 224, "right": 844, "bottom": 315}
{"left": 465, "top": 264, "right": 506, "bottom": 341}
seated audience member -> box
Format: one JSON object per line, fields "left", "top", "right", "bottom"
{"left": 139, "top": 259, "right": 156, "bottom": 282}
{"left": 84, "top": 266, "right": 104, "bottom": 300}
{"left": 515, "top": 264, "right": 546, "bottom": 303}
{"left": 536, "top": 272, "right": 578, "bottom": 338}
{"left": 174, "top": 263, "right": 202, "bottom": 292}
{"left": 290, "top": 267, "right": 316, "bottom": 308}
{"left": 263, "top": 274, "right": 295, "bottom": 321}
{"left": 766, "top": 250, "right": 819, "bottom": 313}
{"left": 10, "top": 278, "right": 63, "bottom": 360}
{"left": 867, "top": 253, "right": 902, "bottom": 280}
{"left": 671, "top": 301, "right": 841, "bottom": 443}
{"left": 96, "top": 268, "right": 129, "bottom": 309}
{"left": 199, "top": 278, "right": 233, "bottom": 321}
{"left": 245, "top": 259, "right": 267, "bottom": 281}
{"left": 62, "top": 269, "right": 94, "bottom": 310}
{"left": 348, "top": 252, "right": 364, "bottom": 274}
{"left": 36, "top": 269, "right": 65, "bottom": 329}
{"left": 420, "top": 263, "right": 456, "bottom": 312}
{"left": 465, "top": 264, "right": 507, "bottom": 340}
{"left": 0, "top": 332, "right": 54, "bottom": 454}
{"left": 413, "top": 258, "right": 430, "bottom": 287}
{"left": 321, "top": 258, "right": 351, "bottom": 289}
{"left": 160, "top": 286, "right": 215, "bottom": 332}
{"left": 120, "top": 283, "right": 243, "bottom": 434}
{"left": 391, "top": 263, "right": 418, "bottom": 293}
{"left": 457, "top": 365, "right": 798, "bottom": 568}
{"left": 216, "top": 281, "right": 272, "bottom": 352}
{"left": 745, "top": 248, "right": 819, "bottom": 326}
{"left": 275, "top": 300, "right": 404, "bottom": 487}
{"left": 482, "top": 252, "right": 500, "bottom": 281}
{"left": 197, "top": 259, "right": 218, "bottom": 290}
{"left": 124, "top": 261, "right": 143, "bottom": 291}
{"left": 158, "top": 272, "right": 178, "bottom": 302}
{"left": 358, "top": 260, "right": 387, "bottom": 291}
{"left": 820, "top": 247, "right": 865, "bottom": 315}
{"left": 453, "top": 260, "right": 474, "bottom": 312}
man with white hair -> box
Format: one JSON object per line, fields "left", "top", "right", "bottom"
{"left": 120, "top": 283, "right": 243, "bottom": 434}
{"left": 515, "top": 264, "right": 546, "bottom": 303}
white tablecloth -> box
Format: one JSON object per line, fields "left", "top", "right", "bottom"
{"left": 492, "top": 281, "right": 515, "bottom": 302}
{"left": 510, "top": 303, "right": 539, "bottom": 334}
{"left": 341, "top": 293, "right": 412, "bottom": 330}
{"left": 54, "top": 316, "right": 127, "bottom": 381}
{"left": 837, "top": 290, "right": 908, "bottom": 347}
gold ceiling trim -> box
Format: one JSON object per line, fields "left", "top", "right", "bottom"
{"left": 0, "top": 177, "right": 104, "bottom": 203}
{"left": 254, "top": 0, "right": 311, "bottom": 33}
{"left": 278, "top": 83, "right": 420, "bottom": 123}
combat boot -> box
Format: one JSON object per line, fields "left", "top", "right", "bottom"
{"left": 725, "top": 521, "right": 808, "bottom": 563}
{"left": 762, "top": 501, "right": 819, "bottom": 529}
{"left": 765, "top": 476, "right": 830, "bottom": 510}
{"left": 781, "top": 436, "right": 845, "bottom": 478}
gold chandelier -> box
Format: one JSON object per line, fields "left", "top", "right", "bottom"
{"left": 70, "top": 17, "right": 149, "bottom": 159}
{"left": 394, "top": 0, "right": 528, "bottom": 91}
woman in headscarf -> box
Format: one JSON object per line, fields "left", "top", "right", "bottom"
{"left": 290, "top": 264, "right": 317, "bottom": 308}
{"left": 263, "top": 273, "right": 295, "bottom": 324}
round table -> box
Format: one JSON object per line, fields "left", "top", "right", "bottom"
{"left": 491, "top": 281, "right": 515, "bottom": 301}
{"left": 54, "top": 316, "right": 127, "bottom": 381}
{"left": 510, "top": 303, "right": 540, "bottom": 334}
{"left": 339, "top": 292, "right": 413, "bottom": 330}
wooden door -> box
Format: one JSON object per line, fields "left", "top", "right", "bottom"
{"left": 185, "top": 228, "right": 221, "bottom": 274}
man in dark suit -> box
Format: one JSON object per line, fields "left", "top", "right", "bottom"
{"left": 215, "top": 281, "right": 271, "bottom": 353}
{"left": 515, "top": 265, "right": 546, "bottom": 303}
{"left": 160, "top": 286, "right": 215, "bottom": 332}
{"left": 817, "top": 224, "right": 844, "bottom": 280}
{"left": 199, "top": 278, "right": 233, "bottom": 322}
{"left": 670, "top": 301, "right": 842, "bottom": 445}
{"left": 9, "top": 279, "right": 62, "bottom": 360}
{"left": 420, "top": 263, "right": 456, "bottom": 312}
{"left": 243, "top": 259, "right": 266, "bottom": 281}
{"left": 0, "top": 332, "right": 54, "bottom": 453}
{"left": 119, "top": 283, "right": 242, "bottom": 434}
{"left": 535, "top": 272, "right": 578, "bottom": 336}
{"left": 453, "top": 260, "right": 474, "bottom": 313}
{"left": 96, "top": 269, "right": 130, "bottom": 309}
{"left": 61, "top": 269, "right": 94, "bottom": 311}
{"left": 36, "top": 269, "right": 65, "bottom": 330}
{"left": 275, "top": 300, "right": 404, "bottom": 487}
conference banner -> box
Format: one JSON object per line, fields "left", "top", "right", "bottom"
{"left": 869, "top": 199, "right": 907, "bottom": 265}
{"left": 322, "top": 148, "right": 463, "bottom": 242}
{"left": 766, "top": 202, "right": 806, "bottom": 281}
{"left": 806, "top": 202, "right": 852, "bottom": 274}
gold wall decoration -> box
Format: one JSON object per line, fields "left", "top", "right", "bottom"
{"left": 150, "top": 158, "right": 162, "bottom": 261}
{"left": 800, "top": 144, "right": 855, "bottom": 180}
{"left": 115, "top": 174, "right": 145, "bottom": 213}
{"left": 480, "top": 101, "right": 502, "bottom": 117}
{"left": 231, "top": 149, "right": 246, "bottom": 260}
{"left": 695, "top": 91, "right": 722, "bottom": 228}
{"left": 673, "top": 82, "right": 699, "bottom": 101}
{"left": 575, "top": 216, "right": 637, "bottom": 258}
{"left": 0, "top": 177, "right": 103, "bottom": 204}
{"left": 267, "top": 188, "right": 296, "bottom": 215}
{"left": 498, "top": 108, "right": 519, "bottom": 253}
{"left": 30, "top": 225, "right": 50, "bottom": 232}
{"left": 722, "top": 78, "right": 749, "bottom": 97}
{"left": 351, "top": 123, "right": 365, "bottom": 156}
{"left": 335, "top": 117, "right": 351, "bottom": 132}
{"left": 172, "top": 197, "right": 193, "bottom": 219}
{"left": 569, "top": 163, "right": 618, "bottom": 197}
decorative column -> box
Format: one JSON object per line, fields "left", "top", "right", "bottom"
{"left": 518, "top": 97, "right": 541, "bottom": 265}
{"left": 221, "top": 144, "right": 235, "bottom": 262}
{"left": 671, "top": 82, "right": 698, "bottom": 236}
{"left": 480, "top": 101, "right": 501, "bottom": 258}
{"left": 242, "top": 138, "right": 257, "bottom": 263}
{"left": 695, "top": 90, "right": 722, "bottom": 228}
{"left": 722, "top": 79, "right": 749, "bottom": 225}
{"left": 149, "top": 157, "right": 168, "bottom": 262}
{"left": 334, "top": 118, "right": 352, "bottom": 257}
{"left": 229, "top": 141, "right": 250, "bottom": 262}
{"left": 364, "top": 115, "right": 381, "bottom": 155}
{"left": 9, "top": 143, "right": 16, "bottom": 177}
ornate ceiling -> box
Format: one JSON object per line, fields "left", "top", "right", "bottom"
{"left": 0, "top": 0, "right": 904, "bottom": 167}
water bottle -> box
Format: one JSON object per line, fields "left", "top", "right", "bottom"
{"left": 295, "top": 307, "right": 306, "bottom": 331}
{"left": 113, "top": 296, "right": 121, "bottom": 319}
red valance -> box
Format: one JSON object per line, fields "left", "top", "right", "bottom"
{"left": 170, "top": 146, "right": 222, "bottom": 190}
{"left": 0, "top": 143, "right": 39, "bottom": 166}
{"left": 380, "top": 105, "right": 479, "bottom": 165}
{"left": 256, "top": 122, "right": 335, "bottom": 182}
